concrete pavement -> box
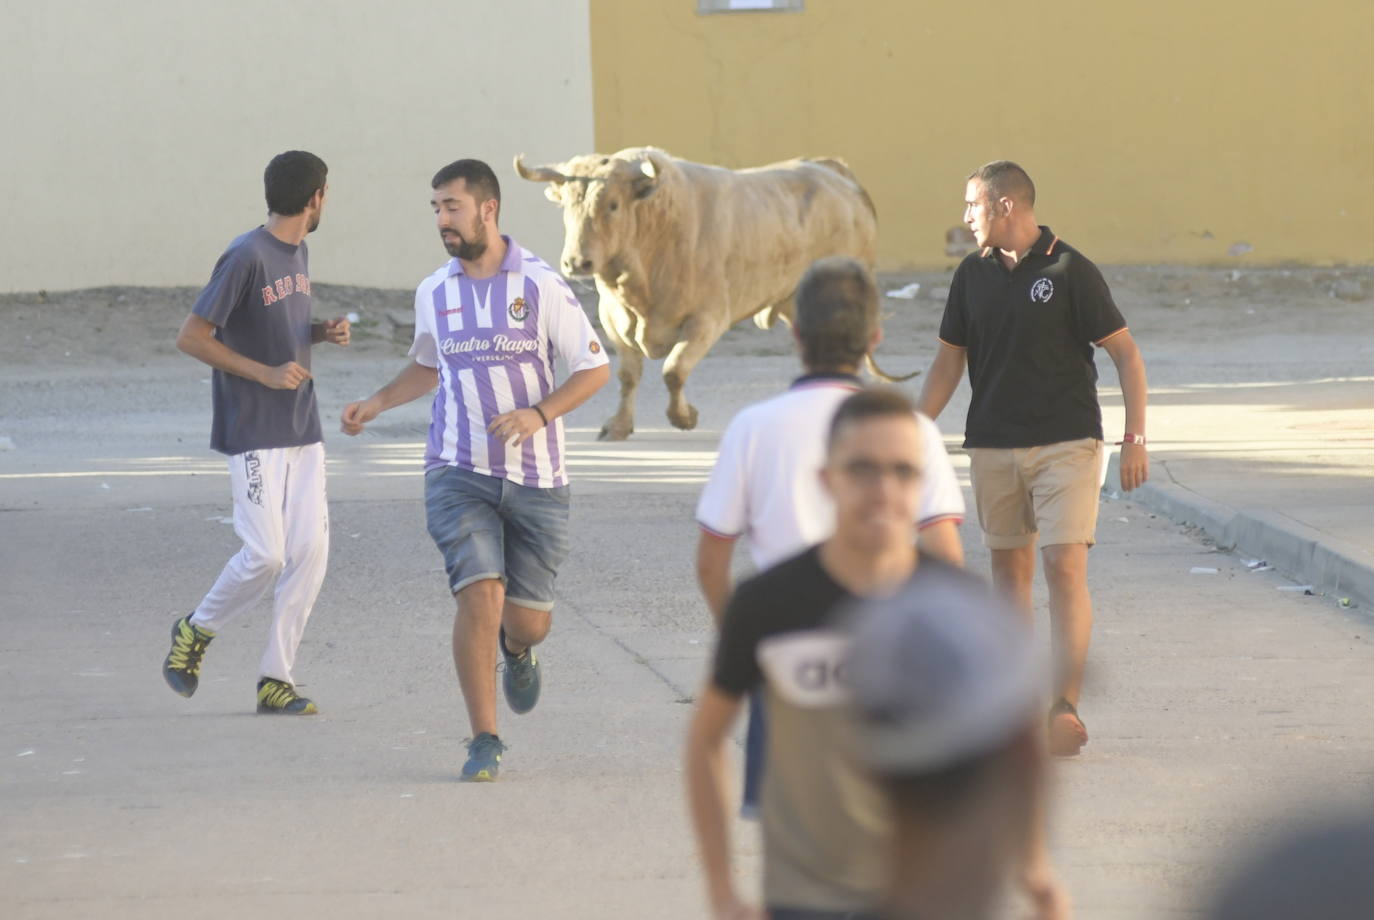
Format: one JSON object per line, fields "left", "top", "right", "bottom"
{"left": 1103, "top": 375, "right": 1374, "bottom": 611}
{"left": 4, "top": 277, "right": 1374, "bottom": 918}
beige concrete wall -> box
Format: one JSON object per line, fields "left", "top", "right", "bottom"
{"left": 589, "top": 0, "right": 1374, "bottom": 269}
{"left": 1, "top": 1, "right": 594, "bottom": 292}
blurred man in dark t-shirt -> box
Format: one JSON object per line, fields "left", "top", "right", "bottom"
{"left": 685, "top": 388, "right": 1065, "bottom": 919}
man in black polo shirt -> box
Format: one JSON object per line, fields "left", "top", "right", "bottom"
{"left": 917, "top": 160, "right": 1149, "bottom": 757}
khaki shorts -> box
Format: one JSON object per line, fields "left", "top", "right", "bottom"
{"left": 968, "top": 438, "right": 1104, "bottom": 549}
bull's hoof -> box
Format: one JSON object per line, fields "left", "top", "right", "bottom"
{"left": 598, "top": 419, "right": 633, "bottom": 441}
{"left": 667, "top": 405, "right": 699, "bottom": 431}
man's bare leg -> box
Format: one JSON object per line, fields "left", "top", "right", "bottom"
{"left": 1042, "top": 542, "right": 1092, "bottom": 754}
{"left": 499, "top": 603, "right": 552, "bottom": 657}
{"left": 1041, "top": 543, "right": 1092, "bottom": 705}
{"left": 454, "top": 578, "right": 504, "bottom": 737}
{"left": 989, "top": 545, "right": 1036, "bottom": 616}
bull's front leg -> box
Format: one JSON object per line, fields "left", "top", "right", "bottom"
{"left": 597, "top": 297, "right": 643, "bottom": 441}
{"left": 662, "top": 314, "right": 729, "bottom": 431}
{"left": 601, "top": 346, "right": 643, "bottom": 441}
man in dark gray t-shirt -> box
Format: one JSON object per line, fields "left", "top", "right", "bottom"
{"left": 194, "top": 225, "right": 324, "bottom": 455}
{"left": 161, "top": 150, "right": 350, "bottom": 716}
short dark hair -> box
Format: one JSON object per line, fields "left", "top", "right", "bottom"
{"left": 432, "top": 158, "right": 501, "bottom": 217}
{"left": 827, "top": 386, "right": 917, "bottom": 451}
{"left": 968, "top": 160, "right": 1035, "bottom": 208}
{"left": 264, "top": 151, "right": 327, "bottom": 216}
{"left": 795, "top": 256, "right": 879, "bottom": 371}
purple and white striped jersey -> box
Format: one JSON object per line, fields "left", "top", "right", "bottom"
{"left": 410, "top": 236, "right": 609, "bottom": 488}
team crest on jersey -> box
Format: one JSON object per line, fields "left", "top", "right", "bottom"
{"left": 1030, "top": 278, "right": 1055, "bottom": 303}
{"left": 590, "top": 340, "right": 602, "bottom": 354}
{"left": 508, "top": 297, "right": 529, "bottom": 321}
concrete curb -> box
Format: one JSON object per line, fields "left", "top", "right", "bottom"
{"left": 1104, "top": 454, "right": 1374, "bottom": 612}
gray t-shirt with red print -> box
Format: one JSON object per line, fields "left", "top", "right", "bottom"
{"left": 192, "top": 227, "right": 322, "bottom": 455}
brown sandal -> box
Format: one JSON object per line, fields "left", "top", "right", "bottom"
{"left": 1049, "top": 698, "right": 1088, "bottom": 757}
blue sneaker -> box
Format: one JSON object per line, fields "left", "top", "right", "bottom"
{"left": 256, "top": 677, "right": 318, "bottom": 715}
{"left": 163, "top": 615, "right": 215, "bottom": 697}
{"left": 460, "top": 732, "right": 507, "bottom": 782}
{"left": 498, "top": 625, "right": 542, "bottom": 715}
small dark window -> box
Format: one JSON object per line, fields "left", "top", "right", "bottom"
{"left": 697, "top": 0, "right": 803, "bottom": 13}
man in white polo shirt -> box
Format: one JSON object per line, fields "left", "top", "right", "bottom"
{"left": 695, "top": 256, "right": 965, "bottom": 816}
{"left": 342, "top": 159, "right": 609, "bottom": 781}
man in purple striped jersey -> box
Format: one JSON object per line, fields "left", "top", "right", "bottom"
{"left": 342, "top": 159, "right": 610, "bottom": 781}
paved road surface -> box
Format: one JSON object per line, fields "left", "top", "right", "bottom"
{"left": 4, "top": 318, "right": 1373, "bottom": 918}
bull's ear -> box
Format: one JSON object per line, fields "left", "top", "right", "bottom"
{"left": 544, "top": 184, "right": 563, "bottom": 204}
{"left": 632, "top": 159, "right": 658, "bottom": 200}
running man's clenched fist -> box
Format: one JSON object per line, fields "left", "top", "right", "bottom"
{"left": 340, "top": 397, "right": 382, "bottom": 436}
{"left": 260, "top": 361, "right": 312, "bottom": 390}
{"left": 322, "top": 317, "right": 351, "bottom": 346}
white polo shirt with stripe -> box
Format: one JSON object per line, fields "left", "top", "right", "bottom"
{"left": 696, "top": 373, "right": 965, "bottom": 570}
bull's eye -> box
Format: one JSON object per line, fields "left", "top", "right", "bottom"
{"left": 608, "top": 202, "right": 619, "bottom": 213}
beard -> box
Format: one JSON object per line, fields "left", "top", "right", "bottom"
{"left": 443, "top": 218, "right": 488, "bottom": 260}
{"left": 307, "top": 211, "right": 321, "bottom": 233}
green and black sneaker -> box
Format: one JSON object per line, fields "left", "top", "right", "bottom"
{"left": 162, "top": 615, "right": 215, "bottom": 698}
{"left": 460, "top": 732, "right": 507, "bottom": 782}
{"left": 256, "top": 678, "right": 318, "bottom": 715}
{"left": 498, "top": 625, "right": 542, "bottom": 715}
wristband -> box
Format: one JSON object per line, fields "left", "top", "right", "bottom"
{"left": 1117, "top": 433, "right": 1146, "bottom": 446}
{"left": 532, "top": 404, "right": 549, "bottom": 427}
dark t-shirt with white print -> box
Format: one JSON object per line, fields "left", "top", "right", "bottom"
{"left": 712, "top": 547, "right": 971, "bottom": 913}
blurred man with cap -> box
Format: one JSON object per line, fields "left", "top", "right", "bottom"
{"left": 848, "top": 572, "right": 1068, "bottom": 919}
{"left": 687, "top": 387, "right": 1062, "bottom": 919}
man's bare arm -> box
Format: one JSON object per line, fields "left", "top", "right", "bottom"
{"left": 917, "top": 519, "right": 965, "bottom": 567}
{"left": 916, "top": 343, "right": 968, "bottom": 421}
{"left": 311, "top": 317, "right": 352, "bottom": 347}
{"left": 685, "top": 686, "right": 759, "bottom": 919}
{"left": 1100, "top": 331, "right": 1149, "bottom": 491}
{"left": 696, "top": 532, "right": 738, "bottom": 625}
{"left": 487, "top": 364, "right": 611, "bottom": 447}
{"left": 340, "top": 361, "right": 440, "bottom": 435}
{"left": 176, "top": 313, "right": 310, "bottom": 390}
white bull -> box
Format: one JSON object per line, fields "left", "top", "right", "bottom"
{"left": 515, "top": 147, "right": 882, "bottom": 440}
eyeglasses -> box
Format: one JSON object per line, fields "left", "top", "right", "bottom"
{"left": 838, "top": 459, "right": 923, "bottom": 485}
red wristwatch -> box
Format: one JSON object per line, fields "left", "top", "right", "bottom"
{"left": 1117, "top": 433, "right": 1147, "bottom": 446}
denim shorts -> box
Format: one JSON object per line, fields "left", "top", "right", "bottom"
{"left": 424, "top": 465, "right": 571, "bottom": 610}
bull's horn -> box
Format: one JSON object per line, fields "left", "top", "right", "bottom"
{"left": 514, "top": 153, "right": 570, "bottom": 183}
{"left": 864, "top": 352, "right": 922, "bottom": 383}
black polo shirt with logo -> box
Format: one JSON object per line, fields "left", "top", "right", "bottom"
{"left": 938, "top": 226, "right": 1127, "bottom": 449}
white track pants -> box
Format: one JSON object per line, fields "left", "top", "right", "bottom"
{"left": 189, "top": 443, "right": 329, "bottom": 683}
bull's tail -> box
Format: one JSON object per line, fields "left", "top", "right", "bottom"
{"left": 864, "top": 351, "right": 921, "bottom": 383}
{"left": 807, "top": 156, "right": 878, "bottom": 221}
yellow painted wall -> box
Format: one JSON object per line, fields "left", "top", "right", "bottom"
{"left": 589, "top": 1, "right": 1373, "bottom": 268}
